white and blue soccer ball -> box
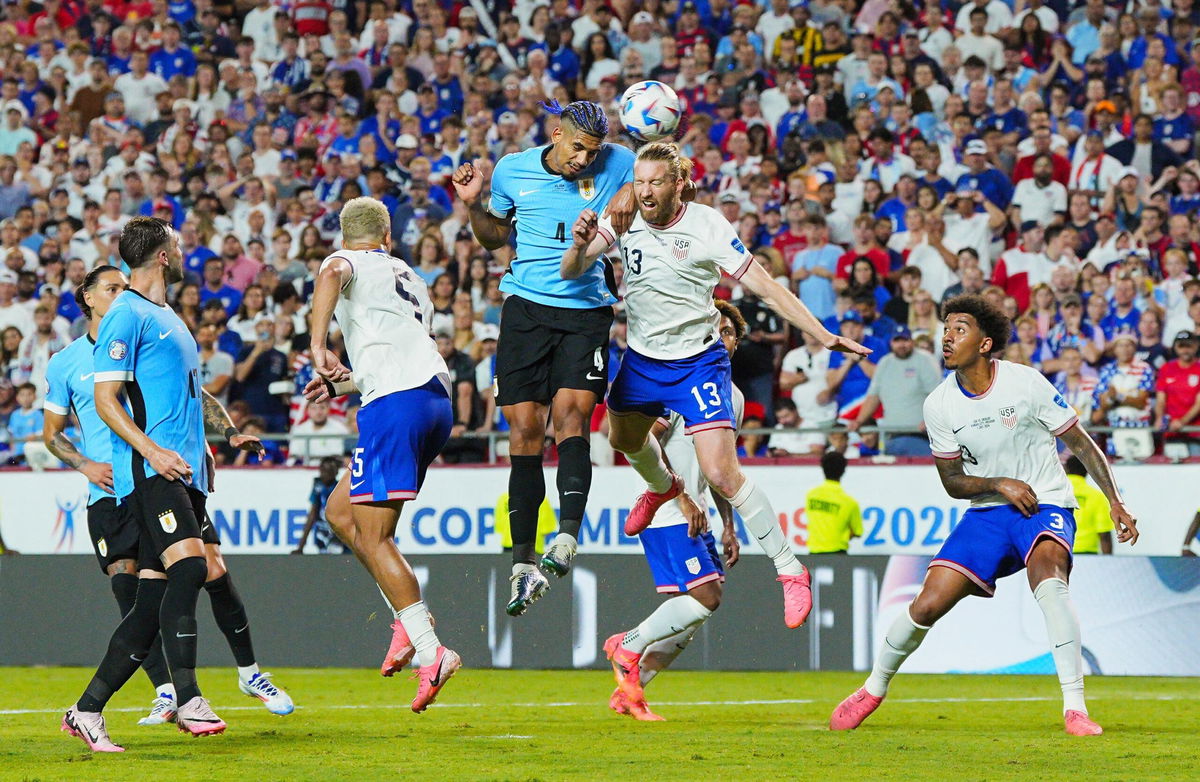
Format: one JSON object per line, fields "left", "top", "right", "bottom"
{"left": 619, "top": 80, "right": 682, "bottom": 142}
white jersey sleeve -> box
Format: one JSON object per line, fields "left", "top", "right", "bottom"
{"left": 923, "top": 389, "right": 961, "bottom": 460}
{"left": 704, "top": 207, "right": 757, "bottom": 277}
{"left": 1029, "top": 368, "right": 1079, "bottom": 435}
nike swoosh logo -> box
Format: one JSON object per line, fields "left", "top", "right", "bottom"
{"left": 234, "top": 624, "right": 248, "bottom": 634}
{"left": 518, "top": 188, "right": 539, "bottom": 197}
{"left": 952, "top": 426, "right": 965, "bottom": 434}
{"left": 586, "top": 372, "right": 604, "bottom": 380}
{"left": 159, "top": 329, "right": 174, "bottom": 340}
{"left": 704, "top": 409, "right": 721, "bottom": 419}
{"left": 564, "top": 491, "right": 583, "bottom": 496}
{"left": 176, "top": 632, "right": 196, "bottom": 638}
{"left": 350, "top": 480, "right": 365, "bottom": 491}
{"left": 628, "top": 229, "right": 643, "bottom": 234}
{"left": 1055, "top": 641, "right": 1073, "bottom": 648}
{"left": 430, "top": 659, "right": 445, "bottom": 687}
{"left": 80, "top": 372, "right": 94, "bottom": 381}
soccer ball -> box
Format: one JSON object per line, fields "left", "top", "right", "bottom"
{"left": 619, "top": 80, "right": 682, "bottom": 142}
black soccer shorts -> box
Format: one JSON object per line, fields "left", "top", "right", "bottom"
{"left": 86, "top": 498, "right": 147, "bottom": 574}
{"left": 494, "top": 294, "right": 613, "bottom": 406}
{"left": 126, "top": 475, "right": 208, "bottom": 570}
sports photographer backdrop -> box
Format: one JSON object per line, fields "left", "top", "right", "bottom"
{"left": 2, "top": 466, "right": 1198, "bottom": 674}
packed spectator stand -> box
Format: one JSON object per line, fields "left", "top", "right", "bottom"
{"left": 2, "top": 0, "right": 1200, "bottom": 468}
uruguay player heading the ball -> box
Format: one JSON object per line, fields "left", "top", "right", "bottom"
{"left": 563, "top": 143, "right": 869, "bottom": 700}
{"left": 452, "top": 100, "right": 637, "bottom": 617}
{"left": 831, "top": 295, "right": 1140, "bottom": 737}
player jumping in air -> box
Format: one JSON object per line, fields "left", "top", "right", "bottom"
{"left": 308, "top": 197, "right": 461, "bottom": 712}
{"left": 62, "top": 218, "right": 266, "bottom": 751}
{"left": 607, "top": 300, "right": 746, "bottom": 721}
{"left": 451, "top": 100, "right": 637, "bottom": 616}
{"left": 830, "top": 294, "right": 1139, "bottom": 736}
{"left": 563, "top": 142, "right": 869, "bottom": 701}
{"left": 46, "top": 266, "right": 292, "bottom": 735}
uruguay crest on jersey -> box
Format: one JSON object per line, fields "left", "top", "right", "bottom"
{"left": 578, "top": 177, "right": 596, "bottom": 198}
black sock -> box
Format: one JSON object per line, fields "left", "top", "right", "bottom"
{"left": 159, "top": 557, "right": 207, "bottom": 704}
{"left": 555, "top": 436, "right": 591, "bottom": 538}
{"left": 110, "top": 572, "right": 138, "bottom": 617}
{"left": 77, "top": 578, "right": 167, "bottom": 712}
{"left": 508, "top": 454, "right": 545, "bottom": 565}
{"left": 112, "top": 571, "right": 171, "bottom": 689}
{"left": 205, "top": 573, "right": 257, "bottom": 667}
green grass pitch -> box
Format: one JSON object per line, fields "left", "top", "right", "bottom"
{"left": 2, "top": 668, "right": 1196, "bottom": 781}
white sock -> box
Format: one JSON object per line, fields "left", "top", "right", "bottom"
{"left": 729, "top": 478, "right": 802, "bottom": 576}
{"left": 624, "top": 435, "right": 673, "bottom": 493}
{"left": 237, "top": 664, "right": 260, "bottom": 681}
{"left": 640, "top": 627, "right": 697, "bottom": 687}
{"left": 864, "top": 608, "right": 930, "bottom": 697}
{"left": 157, "top": 683, "right": 176, "bottom": 701}
{"left": 549, "top": 532, "right": 577, "bottom": 552}
{"left": 398, "top": 601, "right": 441, "bottom": 668}
{"left": 620, "top": 595, "right": 712, "bottom": 654}
{"left": 1034, "top": 577, "right": 1087, "bottom": 714}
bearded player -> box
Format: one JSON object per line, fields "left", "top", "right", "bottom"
{"left": 830, "top": 295, "right": 1139, "bottom": 736}
{"left": 562, "top": 142, "right": 869, "bottom": 706}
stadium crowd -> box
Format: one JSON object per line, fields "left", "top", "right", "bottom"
{"left": 2, "top": 0, "right": 1200, "bottom": 465}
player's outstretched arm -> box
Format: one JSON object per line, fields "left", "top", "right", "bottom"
{"left": 42, "top": 409, "right": 114, "bottom": 494}
{"left": 1058, "top": 424, "right": 1139, "bottom": 545}
{"left": 452, "top": 159, "right": 512, "bottom": 250}
{"left": 934, "top": 455, "right": 1040, "bottom": 516}
{"left": 201, "top": 389, "right": 265, "bottom": 455}
{"left": 560, "top": 208, "right": 611, "bottom": 280}
{"left": 94, "top": 380, "right": 193, "bottom": 482}
{"left": 739, "top": 261, "right": 871, "bottom": 356}
{"left": 309, "top": 256, "right": 354, "bottom": 383}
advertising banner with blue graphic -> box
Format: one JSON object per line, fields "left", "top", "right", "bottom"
{"left": 2, "top": 463, "right": 1196, "bottom": 556}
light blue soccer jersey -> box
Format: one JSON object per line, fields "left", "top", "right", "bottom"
{"left": 93, "top": 289, "right": 209, "bottom": 500}
{"left": 44, "top": 335, "right": 113, "bottom": 506}
{"left": 488, "top": 143, "right": 634, "bottom": 309}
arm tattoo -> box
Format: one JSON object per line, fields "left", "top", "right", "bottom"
{"left": 49, "top": 431, "right": 86, "bottom": 469}
{"left": 201, "top": 389, "right": 236, "bottom": 436}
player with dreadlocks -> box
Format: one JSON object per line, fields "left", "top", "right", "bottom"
{"left": 449, "top": 99, "right": 636, "bottom": 619}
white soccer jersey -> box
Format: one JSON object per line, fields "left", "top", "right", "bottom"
{"left": 597, "top": 203, "right": 754, "bottom": 360}
{"left": 924, "top": 360, "right": 1079, "bottom": 509}
{"left": 320, "top": 248, "right": 449, "bottom": 407}
{"left": 653, "top": 386, "right": 745, "bottom": 529}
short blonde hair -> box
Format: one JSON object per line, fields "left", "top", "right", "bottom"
{"left": 339, "top": 197, "right": 390, "bottom": 244}
{"left": 635, "top": 141, "right": 694, "bottom": 182}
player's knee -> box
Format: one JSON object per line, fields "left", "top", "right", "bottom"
{"left": 166, "top": 556, "right": 208, "bottom": 590}
{"left": 907, "top": 594, "right": 947, "bottom": 627}
{"left": 326, "top": 498, "right": 353, "bottom": 538}
{"left": 105, "top": 558, "right": 137, "bottom": 577}
{"left": 607, "top": 428, "right": 640, "bottom": 454}
{"left": 707, "top": 470, "right": 742, "bottom": 500}
{"left": 691, "top": 582, "right": 722, "bottom": 611}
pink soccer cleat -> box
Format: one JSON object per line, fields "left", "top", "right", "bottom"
{"left": 381, "top": 620, "right": 415, "bottom": 677}
{"left": 608, "top": 687, "right": 666, "bottom": 722}
{"left": 778, "top": 570, "right": 813, "bottom": 628}
{"left": 176, "top": 696, "right": 226, "bottom": 737}
{"left": 61, "top": 706, "right": 124, "bottom": 752}
{"left": 603, "top": 632, "right": 645, "bottom": 702}
{"left": 410, "top": 646, "right": 462, "bottom": 713}
{"left": 1064, "top": 710, "right": 1103, "bottom": 736}
{"left": 830, "top": 687, "right": 885, "bottom": 731}
{"left": 625, "top": 473, "right": 684, "bottom": 536}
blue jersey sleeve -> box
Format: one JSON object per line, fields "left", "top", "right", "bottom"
{"left": 487, "top": 156, "right": 515, "bottom": 219}
{"left": 43, "top": 352, "right": 72, "bottom": 416}
{"left": 94, "top": 299, "right": 141, "bottom": 383}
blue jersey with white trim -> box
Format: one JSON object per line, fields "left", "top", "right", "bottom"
{"left": 93, "top": 289, "right": 208, "bottom": 500}
{"left": 44, "top": 335, "right": 112, "bottom": 506}
{"left": 488, "top": 143, "right": 634, "bottom": 309}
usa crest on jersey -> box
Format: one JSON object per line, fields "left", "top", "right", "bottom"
{"left": 578, "top": 178, "right": 595, "bottom": 199}
{"left": 999, "top": 406, "right": 1017, "bottom": 429}
{"left": 672, "top": 238, "right": 691, "bottom": 260}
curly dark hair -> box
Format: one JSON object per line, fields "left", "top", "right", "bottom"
{"left": 714, "top": 298, "right": 747, "bottom": 342}
{"left": 942, "top": 294, "right": 1010, "bottom": 355}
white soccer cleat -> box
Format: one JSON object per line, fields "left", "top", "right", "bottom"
{"left": 137, "top": 694, "right": 177, "bottom": 726}
{"left": 239, "top": 671, "right": 295, "bottom": 716}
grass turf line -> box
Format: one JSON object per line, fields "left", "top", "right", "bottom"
{"left": 1, "top": 668, "right": 1196, "bottom": 781}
